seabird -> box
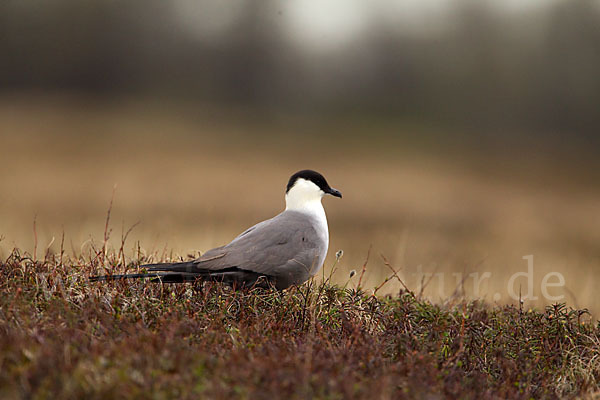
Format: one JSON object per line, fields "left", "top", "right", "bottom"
{"left": 90, "top": 170, "right": 342, "bottom": 290}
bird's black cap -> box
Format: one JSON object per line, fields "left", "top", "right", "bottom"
{"left": 286, "top": 170, "right": 342, "bottom": 198}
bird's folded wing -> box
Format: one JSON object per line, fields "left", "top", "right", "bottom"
{"left": 192, "top": 211, "right": 322, "bottom": 277}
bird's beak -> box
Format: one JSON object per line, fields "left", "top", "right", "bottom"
{"left": 327, "top": 187, "right": 342, "bottom": 198}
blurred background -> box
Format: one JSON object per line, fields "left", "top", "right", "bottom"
{"left": 1, "top": 0, "right": 599, "bottom": 313}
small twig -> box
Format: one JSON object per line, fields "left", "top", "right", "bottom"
{"left": 102, "top": 184, "right": 117, "bottom": 266}
{"left": 324, "top": 249, "right": 343, "bottom": 287}
{"left": 447, "top": 272, "right": 471, "bottom": 305}
{"left": 44, "top": 236, "right": 55, "bottom": 260}
{"left": 373, "top": 274, "right": 394, "bottom": 295}
{"left": 69, "top": 238, "right": 78, "bottom": 259}
{"left": 357, "top": 245, "right": 371, "bottom": 290}
{"left": 418, "top": 264, "right": 439, "bottom": 299}
{"left": 519, "top": 284, "right": 523, "bottom": 315}
{"left": 447, "top": 257, "right": 488, "bottom": 303}
{"left": 380, "top": 254, "right": 415, "bottom": 298}
{"left": 299, "top": 280, "right": 313, "bottom": 330}
{"left": 137, "top": 241, "right": 141, "bottom": 264}
{"left": 33, "top": 214, "right": 38, "bottom": 263}
{"left": 118, "top": 220, "right": 140, "bottom": 268}
{"left": 59, "top": 228, "right": 65, "bottom": 267}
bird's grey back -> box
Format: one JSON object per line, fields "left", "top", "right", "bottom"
{"left": 190, "top": 210, "right": 327, "bottom": 289}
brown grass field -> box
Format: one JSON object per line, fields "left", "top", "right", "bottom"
{"left": 2, "top": 95, "right": 600, "bottom": 398}
{"left": 2, "top": 95, "right": 599, "bottom": 314}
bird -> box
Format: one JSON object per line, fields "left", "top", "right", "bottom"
{"left": 90, "top": 169, "right": 342, "bottom": 290}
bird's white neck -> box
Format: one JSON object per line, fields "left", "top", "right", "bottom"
{"left": 286, "top": 196, "right": 327, "bottom": 222}
{"left": 284, "top": 177, "right": 330, "bottom": 274}
{"left": 285, "top": 179, "right": 327, "bottom": 220}
{"left": 285, "top": 179, "right": 327, "bottom": 229}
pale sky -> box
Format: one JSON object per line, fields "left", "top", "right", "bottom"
{"left": 172, "top": 0, "right": 558, "bottom": 48}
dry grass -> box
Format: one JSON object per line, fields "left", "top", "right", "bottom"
{"left": 1, "top": 94, "right": 600, "bottom": 316}
{"left": 1, "top": 247, "right": 600, "bottom": 399}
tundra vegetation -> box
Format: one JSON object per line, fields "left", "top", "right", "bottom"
{"left": 1, "top": 244, "right": 599, "bottom": 399}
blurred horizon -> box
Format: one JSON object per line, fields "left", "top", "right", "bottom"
{"left": 2, "top": 0, "right": 600, "bottom": 142}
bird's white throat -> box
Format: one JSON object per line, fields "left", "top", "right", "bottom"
{"left": 285, "top": 178, "right": 329, "bottom": 236}
{"left": 285, "top": 178, "right": 327, "bottom": 218}
{"left": 284, "top": 178, "right": 329, "bottom": 268}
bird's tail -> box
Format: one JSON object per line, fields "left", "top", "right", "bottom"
{"left": 89, "top": 262, "right": 199, "bottom": 283}
{"left": 90, "top": 261, "right": 274, "bottom": 288}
